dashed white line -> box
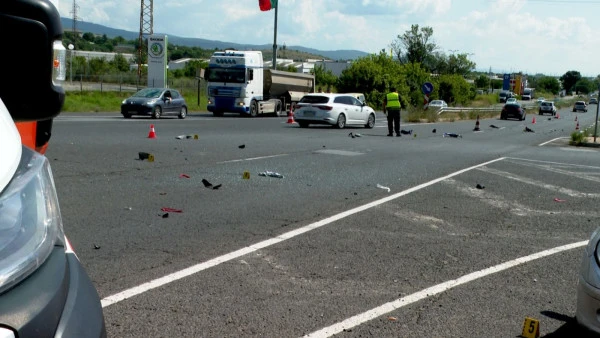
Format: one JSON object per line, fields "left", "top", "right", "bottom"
{"left": 100, "top": 157, "right": 506, "bottom": 308}
{"left": 217, "top": 154, "right": 288, "bottom": 164}
{"left": 304, "top": 240, "right": 587, "bottom": 338}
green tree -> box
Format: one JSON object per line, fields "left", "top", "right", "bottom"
{"left": 433, "top": 75, "right": 473, "bottom": 105}
{"left": 390, "top": 24, "right": 437, "bottom": 67}
{"left": 312, "top": 64, "right": 337, "bottom": 90}
{"left": 446, "top": 53, "right": 476, "bottom": 76}
{"left": 574, "top": 78, "right": 595, "bottom": 94}
{"left": 337, "top": 51, "right": 408, "bottom": 109}
{"left": 537, "top": 76, "right": 560, "bottom": 94}
{"left": 560, "top": 70, "right": 581, "bottom": 94}
{"left": 110, "top": 53, "right": 130, "bottom": 72}
{"left": 474, "top": 75, "right": 489, "bottom": 89}
{"left": 490, "top": 79, "right": 503, "bottom": 90}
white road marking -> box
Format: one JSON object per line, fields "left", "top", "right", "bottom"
{"left": 315, "top": 149, "right": 364, "bottom": 156}
{"left": 539, "top": 137, "right": 569, "bottom": 146}
{"left": 507, "top": 159, "right": 600, "bottom": 183}
{"left": 217, "top": 154, "right": 288, "bottom": 164}
{"left": 506, "top": 157, "right": 600, "bottom": 170}
{"left": 100, "top": 157, "right": 506, "bottom": 308}
{"left": 477, "top": 166, "right": 600, "bottom": 198}
{"left": 304, "top": 240, "right": 587, "bottom": 338}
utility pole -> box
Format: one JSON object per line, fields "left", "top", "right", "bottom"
{"left": 272, "top": 3, "right": 278, "bottom": 70}
{"left": 595, "top": 84, "right": 599, "bottom": 143}
{"left": 138, "top": 0, "right": 153, "bottom": 84}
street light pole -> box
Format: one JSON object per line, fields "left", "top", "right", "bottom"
{"left": 595, "top": 84, "right": 599, "bottom": 143}
{"left": 68, "top": 44, "right": 74, "bottom": 83}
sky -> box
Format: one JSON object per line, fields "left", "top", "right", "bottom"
{"left": 50, "top": 0, "right": 600, "bottom": 77}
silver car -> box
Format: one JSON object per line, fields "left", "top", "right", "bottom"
{"left": 293, "top": 93, "right": 376, "bottom": 129}
{"left": 577, "top": 228, "right": 600, "bottom": 334}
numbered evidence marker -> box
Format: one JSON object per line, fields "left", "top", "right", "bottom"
{"left": 138, "top": 152, "right": 155, "bottom": 162}
{"left": 242, "top": 171, "right": 251, "bottom": 180}
{"left": 521, "top": 317, "right": 540, "bottom": 338}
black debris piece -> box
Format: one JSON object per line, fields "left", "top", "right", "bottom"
{"left": 443, "top": 132, "right": 462, "bottom": 138}
{"left": 432, "top": 129, "right": 436, "bottom": 133}
{"left": 490, "top": 125, "right": 499, "bottom": 129}
{"left": 161, "top": 213, "right": 169, "bottom": 218}
{"left": 239, "top": 144, "right": 246, "bottom": 149}
{"left": 476, "top": 184, "right": 485, "bottom": 189}
{"left": 202, "top": 179, "right": 213, "bottom": 188}
{"left": 524, "top": 127, "right": 535, "bottom": 133}
{"left": 212, "top": 184, "right": 222, "bottom": 190}
{"left": 400, "top": 129, "right": 413, "bottom": 135}
{"left": 93, "top": 244, "right": 101, "bottom": 250}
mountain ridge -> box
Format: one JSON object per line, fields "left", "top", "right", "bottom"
{"left": 61, "top": 18, "right": 370, "bottom": 61}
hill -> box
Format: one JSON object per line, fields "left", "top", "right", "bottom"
{"left": 61, "top": 18, "right": 369, "bottom": 61}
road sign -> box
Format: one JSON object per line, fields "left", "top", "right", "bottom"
{"left": 422, "top": 82, "right": 434, "bottom": 95}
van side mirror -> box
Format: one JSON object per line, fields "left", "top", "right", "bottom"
{"left": 0, "top": 0, "right": 65, "bottom": 121}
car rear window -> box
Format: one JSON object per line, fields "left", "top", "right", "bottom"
{"left": 542, "top": 102, "right": 552, "bottom": 107}
{"left": 299, "top": 96, "right": 330, "bottom": 104}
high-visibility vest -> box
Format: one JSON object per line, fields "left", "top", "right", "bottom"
{"left": 386, "top": 92, "right": 401, "bottom": 109}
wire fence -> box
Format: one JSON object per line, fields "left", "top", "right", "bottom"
{"left": 62, "top": 74, "right": 204, "bottom": 97}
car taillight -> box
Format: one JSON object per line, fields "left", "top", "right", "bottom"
{"left": 318, "top": 106, "right": 333, "bottom": 111}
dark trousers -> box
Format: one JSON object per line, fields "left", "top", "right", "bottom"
{"left": 387, "top": 109, "right": 400, "bottom": 135}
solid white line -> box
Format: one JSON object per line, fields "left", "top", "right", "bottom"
{"left": 539, "top": 137, "right": 569, "bottom": 146}
{"left": 217, "top": 154, "right": 288, "bottom": 164}
{"left": 304, "top": 240, "right": 588, "bottom": 338}
{"left": 101, "top": 157, "right": 506, "bottom": 308}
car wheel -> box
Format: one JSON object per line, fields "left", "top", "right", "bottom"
{"left": 365, "top": 113, "right": 375, "bottom": 128}
{"left": 123, "top": 113, "right": 132, "bottom": 119}
{"left": 521, "top": 113, "right": 526, "bottom": 121}
{"left": 213, "top": 111, "right": 224, "bottom": 117}
{"left": 152, "top": 106, "right": 162, "bottom": 119}
{"left": 335, "top": 114, "right": 346, "bottom": 129}
{"left": 250, "top": 101, "right": 258, "bottom": 117}
{"left": 275, "top": 101, "right": 282, "bottom": 116}
{"left": 178, "top": 106, "right": 187, "bottom": 119}
{"left": 298, "top": 121, "right": 309, "bottom": 128}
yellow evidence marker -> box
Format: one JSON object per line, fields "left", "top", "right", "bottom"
{"left": 521, "top": 317, "right": 540, "bottom": 338}
{"left": 242, "top": 171, "right": 250, "bottom": 180}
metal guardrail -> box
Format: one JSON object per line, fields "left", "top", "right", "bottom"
{"left": 437, "top": 103, "right": 538, "bottom": 115}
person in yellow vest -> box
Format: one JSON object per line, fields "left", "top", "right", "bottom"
{"left": 383, "top": 87, "right": 404, "bottom": 137}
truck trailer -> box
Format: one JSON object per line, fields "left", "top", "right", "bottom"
{"left": 204, "top": 50, "right": 315, "bottom": 117}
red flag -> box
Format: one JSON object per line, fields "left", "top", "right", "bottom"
{"left": 259, "top": 0, "right": 277, "bottom": 11}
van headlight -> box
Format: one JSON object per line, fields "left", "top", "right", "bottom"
{"left": 0, "top": 147, "right": 65, "bottom": 294}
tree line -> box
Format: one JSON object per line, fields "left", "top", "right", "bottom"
{"left": 62, "top": 26, "right": 599, "bottom": 107}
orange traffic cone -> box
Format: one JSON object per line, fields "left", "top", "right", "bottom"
{"left": 148, "top": 124, "right": 156, "bottom": 139}
{"left": 532, "top": 116, "right": 536, "bottom": 124}
{"left": 287, "top": 105, "right": 295, "bottom": 124}
{"left": 576, "top": 121, "right": 580, "bottom": 131}
{"left": 473, "top": 115, "right": 480, "bottom": 131}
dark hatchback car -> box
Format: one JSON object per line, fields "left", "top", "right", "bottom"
{"left": 501, "top": 103, "right": 526, "bottom": 120}
{"left": 121, "top": 88, "right": 188, "bottom": 119}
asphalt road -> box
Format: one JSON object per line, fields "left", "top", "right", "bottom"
{"left": 47, "top": 105, "right": 600, "bottom": 337}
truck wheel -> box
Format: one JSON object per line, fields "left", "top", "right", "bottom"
{"left": 250, "top": 101, "right": 258, "bottom": 117}
{"left": 152, "top": 106, "right": 162, "bottom": 119}
{"left": 335, "top": 114, "right": 346, "bottom": 129}
{"left": 365, "top": 113, "right": 375, "bottom": 128}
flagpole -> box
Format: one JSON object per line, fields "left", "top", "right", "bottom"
{"left": 272, "top": 3, "right": 278, "bottom": 70}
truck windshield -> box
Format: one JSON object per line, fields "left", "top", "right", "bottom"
{"left": 206, "top": 67, "right": 246, "bottom": 83}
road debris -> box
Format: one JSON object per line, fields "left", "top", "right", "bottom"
{"left": 175, "top": 134, "right": 199, "bottom": 140}
{"left": 400, "top": 129, "right": 413, "bottom": 135}
{"left": 202, "top": 179, "right": 213, "bottom": 188}
{"left": 179, "top": 174, "right": 190, "bottom": 178}
{"left": 377, "top": 184, "right": 391, "bottom": 192}
{"left": 554, "top": 198, "right": 566, "bottom": 202}
{"left": 259, "top": 171, "right": 284, "bottom": 178}
{"left": 348, "top": 132, "right": 362, "bottom": 138}
{"left": 490, "top": 125, "right": 500, "bottom": 129}
{"left": 476, "top": 184, "right": 485, "bottom": 189}
{"left": 138, "top": 152, "right": 155, "bottom": 162}
{"left": 161, "top": 207, "right": 183, "bottom": 213}
{"left": 443, "top": 132, "right": 462, "bottom": 138}
{"left": 239, "top": 144, "right": 246, "bottom": 149}
{"left": 524, "top": 126, "right": 535, "bottom": 133}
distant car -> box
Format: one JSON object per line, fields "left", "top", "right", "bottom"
{"left": 499, "top": 91, "right": 511, "bottom": 103}
{"left": 537, "top": 97, "right": 545, "bottom": 104}
{"left": 573, "top": 101, "right": 588, "bottom": 112}
{"left": 539, "top": 101, "right": 557, "bottom": 116}
{"left": 293, "top": 93, "right": 376, "bottom": 129}
{"left": 501, "top": 103, "right": 526, "bottom": 120}
{"left": 577, "top": 228, "right": 600, "bottom": 334}
{"left": 428, "top": 100, "right": 448, "bottom": 109}
{"left": 589, "top": 98, "right": 598, "bottom": 105}
{"left": 121, "top": 88, "right": 188, "bottom": 119}
{"left": 506, "top": 98, "right": 518, "bottom": 105}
